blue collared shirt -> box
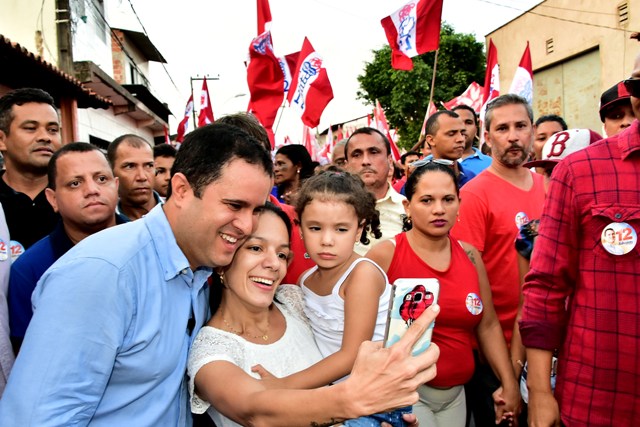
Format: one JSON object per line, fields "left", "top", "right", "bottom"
{"left": 460, "top": 147, "right": 492, "bottom": 176}
{"left": 0, "top": 205, "right": 211, "bottom": 426}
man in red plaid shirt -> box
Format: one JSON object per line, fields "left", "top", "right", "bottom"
{"left": 521, "top": 55, "right": 640, "bottom": 426}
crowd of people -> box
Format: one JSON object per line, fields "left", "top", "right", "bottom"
{"left": 0, "top": 51, "right": 638, "bottom": 427}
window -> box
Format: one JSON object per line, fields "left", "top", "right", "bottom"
{"left": 546, "top": 38, "right": 554, "bottom": 55}
{"left": 618, "top": 2, "right": 629, "bottom": 28}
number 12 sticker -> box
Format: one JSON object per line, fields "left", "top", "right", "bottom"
{"left": 601, "top": 222, "right": 637, "bottom": 256}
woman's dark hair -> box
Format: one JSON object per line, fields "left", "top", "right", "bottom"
{"left": 209, "top": 202, "right": 291, "bottom": 315}
{"left": 275, "top": 145, "right": 315, "bottom": 199}
{"left": 403, "top": 162, "right": 460, "bottom": 231}
{"left": 295, "top": 166, "right": 381, "bottom": 245}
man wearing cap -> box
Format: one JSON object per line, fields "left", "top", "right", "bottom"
{"left": 599, "top": 81, "right": 634, "bottom": 137}
{"left": 521, "top": 55, "right": 640, "bottom": 426}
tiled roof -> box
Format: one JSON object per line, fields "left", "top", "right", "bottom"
{"left": 0, "top": 34, "right": 111, "bottom": 109}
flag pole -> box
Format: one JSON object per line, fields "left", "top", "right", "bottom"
{"left": 427, "top": 49, "right": 439, "bottom": 118}
{"left": 273, "top": 98, "right": 287, "bottom": 134}
{"left": 412, "top": 49, "right": 440, "bottom": 152}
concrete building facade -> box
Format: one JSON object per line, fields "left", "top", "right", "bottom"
{"left": 487, "top": 0, "right": 638, "bottom": 132}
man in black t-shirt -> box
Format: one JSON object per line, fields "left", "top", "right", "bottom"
{"left": 0, "top": 88, "right": 61, "bottom": 259}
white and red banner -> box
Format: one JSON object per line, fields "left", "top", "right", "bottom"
{"left": 442, "top": 81, "right": 484, "bottom": 112}
{"left": 302, "top": 125, "right": 318, "bottom": 161}
{"left": 279, "top": 51, "right": 300, "bottom": 94}
{"left": 176, "top": 94, "right": 194, "bottom": 143}
{"left": 419, "top": 101, "right": 438, "bottom": 136}
{"left": 374, "top": 100, "right": 402, "bottom": 162}
{"left": 287, "top": 37, "right": 334, "bottom": 128}
{"left": 508, "top": 41, "right": 533, "bottom": 105}
{"left": 482, "top": 39, "right": 500, "bottom": 106}
{"left": 380, "top": 0, "right": 443, "bottom": 71}
{"left": 247, "top": 30, "right": 284, "bottom": 148}
{"left": 198, "top": 78, "right": 215, "bottom": 127}
{"left": 257, "top": 0, "right": 272, "bottom": 34}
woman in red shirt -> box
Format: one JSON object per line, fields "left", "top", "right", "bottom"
{"left": 367, "top": 160, "right": 519, "bottom": 427}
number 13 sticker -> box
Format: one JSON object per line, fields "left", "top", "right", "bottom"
{"left": 601, "top": 222, "right": 637, "bottom": 256}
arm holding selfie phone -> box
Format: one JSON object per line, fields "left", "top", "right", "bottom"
{"left": 192, "top": 305, "right": 440, "bottom": 427}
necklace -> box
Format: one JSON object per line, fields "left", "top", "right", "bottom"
{"left": 222, "top": 317, "right": 270, "bottom": 341}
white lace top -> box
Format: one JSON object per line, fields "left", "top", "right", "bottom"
{"left": 187, "top": 285, "right": 323, "bottom": 426}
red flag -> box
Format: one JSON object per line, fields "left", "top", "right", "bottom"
{"left": 247, "top": 30, "right": 284, "bottom": 147}
{"left": 381, "top": 0, "right": 443, "bottom": 71}
{"left": 508, "top": 41, "right": 533, "bottom": 104}
{"left": 257, "top": 0, "right": 272, "bottom": 35}
{"left": 419, "top": 101, "right": 438, "bottom": 136}
{"left": 442, "top": 82, "right": 484, "bottom": 112}
{"left": 374, "top": 100, "right": 402, "bottom": 162}
{"left": 176, "top": 94, "right": 193, "bottom": 143}
{"left": 302, "top": 126, "right": 317, "bottom": 160}
{"left": 163, "top": 125, "right": 170, "bottom": 145}
{"left": 279, "top": 51, "right": 300, "bottom": 94}
{"left": 198, "top": 78, "right": 215, "bottom": 127}
{"left": 482, "top": 39, "right": 500, "bottom": 105}
{"left": 287, "top": 37, "right": 334, "bottom": 128}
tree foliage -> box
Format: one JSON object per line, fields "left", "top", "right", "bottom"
{"left": 357, "top": 23, "right": 486, "bottom": 150}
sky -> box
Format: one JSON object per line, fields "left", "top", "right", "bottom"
{"left": 125, "top": 0, "right": 541, "bottom": 142}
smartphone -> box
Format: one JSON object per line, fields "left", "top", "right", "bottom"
{"left": 383, "top": 278, "right": 440, "bottom": 356}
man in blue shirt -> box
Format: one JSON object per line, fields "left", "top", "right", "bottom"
{"left": 8, "top": 143, "right": 126, "bottom": 354}
{"left": 425, "top": 110, "right": 477, "bottom": 187}
{"left": 0, "top": 124, "right": 274, "bottom": 426}
{"left": 453, "top": 104, "right": 492, "bottom": 175}
{"left": 0, "top": 124, "right": 441, "bottom": 426}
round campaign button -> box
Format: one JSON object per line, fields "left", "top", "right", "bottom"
{"left": 10, "top": 240, "right": 25, "bottom": 262}
{"left": 465, "top": 292, "right": 483, "bottom": 315}
{"left": 600, "top": 222, "right": 637, "bottom": 256}
{"left": 0, "top": 239, "right": 8, "bottom": 261}
{"left": 515, "top": 212, "right": 529, "bottom": 228}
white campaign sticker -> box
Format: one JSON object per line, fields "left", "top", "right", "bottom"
{"left": 601, "top": 222, "right": 637, "bottom": 256}
{"left": 465, "top": 292, "right": 483, "bottom": 315}
{"left": 0, "top": 239, "right": 8, "bottom": 261}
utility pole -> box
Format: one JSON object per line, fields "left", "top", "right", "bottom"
{"left": 55, "top": 0, "right": 74, "bottom": 73}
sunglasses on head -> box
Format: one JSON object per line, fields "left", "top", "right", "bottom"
{"left": 623, "top": 78, "right": 640, "bottom": 97}
{"left": 409, "top": 158, "right": 455, "bottom": 169}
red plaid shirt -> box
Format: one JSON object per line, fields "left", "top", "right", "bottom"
{"left": 521, "top": 121, "right": 640, "bottom": 426}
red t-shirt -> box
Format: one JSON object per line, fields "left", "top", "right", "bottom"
{"left": 387, "top": 233, "right": 483, "bottom": 387}
{"left": 452, "top": 169, "right": 545, "bottom": 345}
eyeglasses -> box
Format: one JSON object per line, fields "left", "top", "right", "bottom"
{"left": 623, "top": 78, "right": 640, "bottom": 97}
{"left": 409, "top": 158, "right": 455, "bottom": 169}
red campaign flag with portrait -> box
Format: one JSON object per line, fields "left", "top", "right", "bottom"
{"left": 287, "top": 37, "right": 334, "bottom": 128}
{"left": 247, "top": 30, "right": 285, "bottom": 147}
{"left": 176, "top": 94, "right": 194, "bottom": 143}
{"left": 198, "top": 78, "right": 215, "bottom": 127}
{"left": 381, "top": 0, "right": 443, "bottom": 71}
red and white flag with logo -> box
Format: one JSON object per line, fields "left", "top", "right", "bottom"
{"left": 380, "top": 0, "right": 443, "bottom": 71}
{"left": 287, "top": 37, "right": 334, "bottom": 128}
{"left": 176, "top": 94, "right": 193, "bottom": 143}
{"left": 509, "top": 41, "right": 533, "bottom": 105}
{"left": 247, "top": 30, "right": 284, "bottom": 147}
{"left": 279, "top": 51, "right": 300, "bottom": 95}
{"left": 198, "top": 78, "right": 215, "bottom": 127}
{"left": 419, "top": 101, "right": 438, "bottom": 136}
{"left": 257, "top": 0, "right": 272, "bottom": 34}
{"left": 442, "top": 82, "right": 484, "bottom": 112}
{"left": 374, "top": 100, "right": 402, "bottom": 162}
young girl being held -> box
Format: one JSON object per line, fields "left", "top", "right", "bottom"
{"left": 254, "top": 168, "right": 412, "bottom": 426}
